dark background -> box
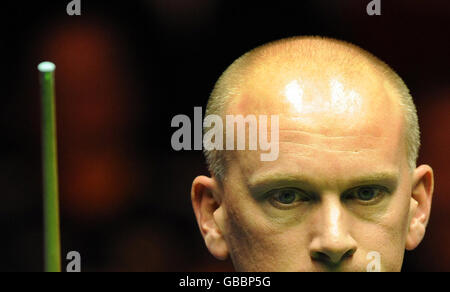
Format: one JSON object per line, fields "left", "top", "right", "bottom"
{"left": 1, "top": 0, "right": 449, "bottom": 272}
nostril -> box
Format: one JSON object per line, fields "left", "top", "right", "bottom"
{"left": 311, "top": 248, "right": 356, "bottom": 264}
{"left": 311, "top": 251, "right": 331, "bottom": 263}
{"left": 343, "top": 249, "right": 355, "bottom": 258}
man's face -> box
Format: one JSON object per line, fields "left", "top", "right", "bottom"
{"left": 216, "top": 72, "right": 415, "bottom": 271}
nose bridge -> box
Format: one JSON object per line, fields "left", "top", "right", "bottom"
{"left": 321, "top": 193, "right": 345, "bottom": 241}
{"left": 310, "top": 193, "right": 357, "bottom": 264}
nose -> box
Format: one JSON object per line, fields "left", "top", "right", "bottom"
{"left": 309, "top": 195, "right": 357, "bottom": 265}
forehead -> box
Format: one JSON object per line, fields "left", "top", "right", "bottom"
{"left": 237, "top": 130, "right": 404, "bottom": 190}
{"left": 224, "top": 68, "right": 407, "bottom": 186}
{"left": 226, "top": 56, "right": 404, "bottom": 134}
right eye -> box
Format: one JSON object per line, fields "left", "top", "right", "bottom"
{"left": 268, "top": 188, "right": 311, "bottom": 209}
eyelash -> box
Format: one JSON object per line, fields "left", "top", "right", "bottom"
{"left": 343, "top": 186, "right": 388, "bottom": 206}
{"left": 265, "top": 185, "right": 389, "bottom": 209}
{"left": 266, "top": 188, "right": 312, "bottom": 210}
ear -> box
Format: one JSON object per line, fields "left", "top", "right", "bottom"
{"left": 191, "top": 175, "right": 229, "bottom": 260}
{"left": 405, "top": 164, "right": 434, "bottom": 250}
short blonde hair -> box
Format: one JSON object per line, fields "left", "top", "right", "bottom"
{"left": 204, "top": 36, "right": 420, "bottom": 182}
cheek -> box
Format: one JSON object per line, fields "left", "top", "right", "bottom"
{"left": 222, "top": 197, "right": 277, "bottom": 271}
{"left": 222, "top": 191, "right": 312, "bottom": 271}
{"left": 352, "top": 188, "right": 411, "bottom": 271}
{"left": 352, "top": 223, "right": 405, "bottom": 271}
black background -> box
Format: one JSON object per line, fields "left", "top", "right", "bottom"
{"left": 1, "top": 0, "right": 449, "bottom": 272}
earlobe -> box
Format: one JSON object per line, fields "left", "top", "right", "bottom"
{"left": 191, "top": 176, "right": 229, "bottom": 260}
{"left": 405, "top": 165, "right": 434, "bottom": 251}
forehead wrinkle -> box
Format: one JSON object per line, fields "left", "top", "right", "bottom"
{"left": 279, "top": 128, "right": 389, "bottom": 139}
{"left": 279, "top": 141, "right": 378, "bottom": 154}
{"left": 278, "top": 128, "right": 391, "bottom": 153}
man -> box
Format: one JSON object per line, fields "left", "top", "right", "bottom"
{"left": 191, "top": 36, "right": 434, "bottom": 271}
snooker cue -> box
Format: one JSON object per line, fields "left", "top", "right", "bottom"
{"left": 38, "top": 61, "right": 62, "bottom": 272}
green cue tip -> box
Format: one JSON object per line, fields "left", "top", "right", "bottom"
{"left": 38, "top": 61, "right": 56, "bottom": 73}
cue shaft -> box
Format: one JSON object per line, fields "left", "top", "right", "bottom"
{"left": 38, "top": 62, "right": 61, "bottom": 272}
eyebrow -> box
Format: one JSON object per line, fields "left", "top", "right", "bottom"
{"left": 248, "top": 171, "right": 399, "bottom": 196}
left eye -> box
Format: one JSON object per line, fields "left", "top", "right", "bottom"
{"left": 346, "top": 186, "right": 385, "bottom": 204}
{"left": 275, "top": 190, "right": 298, "bottom": 204}
{"left": 357, "top": 187, "right": 379, "bottom": 201}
